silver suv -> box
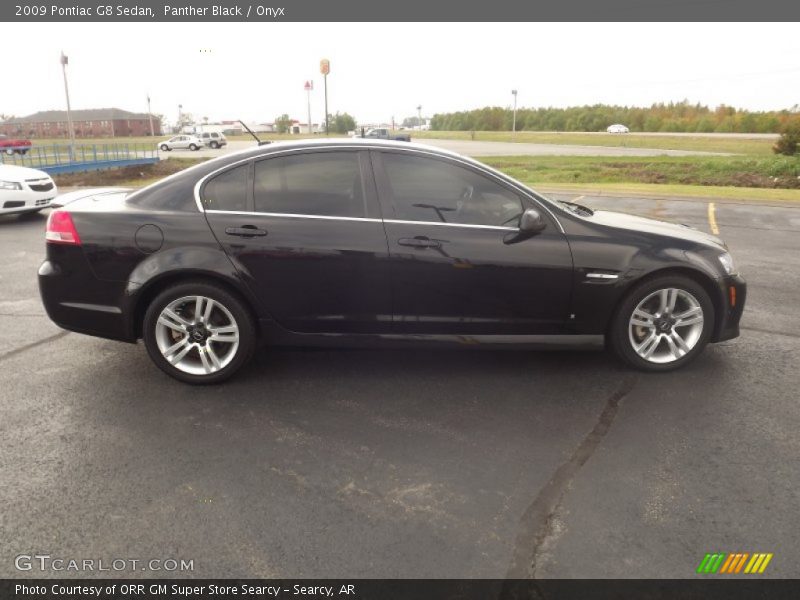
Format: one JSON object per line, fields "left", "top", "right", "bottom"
{"left": 195, "top": 132, "right": 227, "bottom": 149}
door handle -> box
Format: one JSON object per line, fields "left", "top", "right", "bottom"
{"left": 225, "top": 226, "right": 267, "bottom": 237}
{"left": 398, "top": 237, "right": 441, "bottom": 249}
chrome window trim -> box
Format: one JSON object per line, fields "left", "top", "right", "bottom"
{"left": 383, "top": 219, "right": 517, "bottom": 232}
{"left": 204, "top": 209, "right": 518, "bottom": 231}
{"left": 193, "top": 143, "right": 565, "bottom": 234}
{"left": 205, "top": 209, "right": 382, "bottom": 223}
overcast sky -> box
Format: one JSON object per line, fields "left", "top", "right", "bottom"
{"left": 2, "top": 22, "right": 799, "bottom": 125}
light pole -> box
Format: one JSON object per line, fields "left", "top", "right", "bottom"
{"left": 60, "top": 51, "right": 76, "bottom": 160}
{"left": 147, "top": 94, "right": 155, "bottom": 137}
{"left": 320, "top": 59, "right": 330, "bottom": 136}
{"left": 304, "top": 80, "right": 314, "bottom": 134}
{"left": 417, "top": 105, "right": 422, "bottom": 129}
{"left": 177, "top": 104, "right": 183, "bottom": 133}
{"left": 511, "top": 89, "right": 518, "bottom": 141}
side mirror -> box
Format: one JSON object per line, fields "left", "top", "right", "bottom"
{"left": 519, "top": 208, "right": 547, "bottom": 233}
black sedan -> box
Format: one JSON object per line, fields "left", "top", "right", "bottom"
{"left": 39, "top": 140, "right": 746, "bottom": 383}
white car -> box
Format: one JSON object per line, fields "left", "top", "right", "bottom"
{"left": 607, "top": 124, "right": 630, "bottom": 134}
{"left": 158, "top": 135, "right": 203, "bottom": 151}
{"left": 195, "top": 131, "right": 227, "bottom": 149}
{"left": 0, "top": 164, "right": 57, "bottom": 216}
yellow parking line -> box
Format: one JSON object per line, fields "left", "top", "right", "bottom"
{"left": 707, "top": 202, "right": 720, "bottom": 235}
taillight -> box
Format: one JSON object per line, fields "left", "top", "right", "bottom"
{"left": 45, "top": 210, "right": 82, "bottom": 245}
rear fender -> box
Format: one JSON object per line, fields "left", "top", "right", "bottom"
{"left": 123, "top": 246, "right": 270, "bottom": 338}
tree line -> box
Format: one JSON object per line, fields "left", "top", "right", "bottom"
{"left": 430, "top": 102, "right": 800, "bottom": 134}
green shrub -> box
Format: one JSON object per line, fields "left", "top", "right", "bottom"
{"left": 773, "top": 121, "right": 800, "bottom": 156}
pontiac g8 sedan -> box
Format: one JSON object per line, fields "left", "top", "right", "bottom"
{"left": 39, "top": 140, "right": 745, "bottom": 383}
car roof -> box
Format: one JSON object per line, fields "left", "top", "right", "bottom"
{"left": 216, "top": 137, "right": 466, "bottom": 163}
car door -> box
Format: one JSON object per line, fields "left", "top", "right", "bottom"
{"left": 371, "top": 150, "right": 574, "bottom": 335}
{"left": 201, "top": 149, "right": 392, "bottom": 334}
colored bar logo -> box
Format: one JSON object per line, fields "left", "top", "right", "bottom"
{"left": 697, "top": 552, "right": 773, "bottom": 574}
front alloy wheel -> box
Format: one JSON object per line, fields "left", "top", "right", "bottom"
{"left": 628, "top": 288, "right": 704, "bottom": 364}
{"left": 609, "top": 275, "right": 714, "bottom": 371}
{"left": 143, "top": 282, "right": 255, "bottom": 383}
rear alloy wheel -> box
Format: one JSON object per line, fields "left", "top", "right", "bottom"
{"left": 609, "top": 275, "right": 714, "bottom": 371}
{"left": 210, "top": 141, "right": 219, "bottom": 149}
{"left": 143, "top": 282, "right": 255, "bottom": 383}
{"left": 189, "top": 143, "right": 199, "bottom": 151}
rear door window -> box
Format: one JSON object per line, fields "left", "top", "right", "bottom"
{"left": 254, "top": 152, "right": 366, "bottom": 218}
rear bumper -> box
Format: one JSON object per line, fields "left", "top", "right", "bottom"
{"left": 713, "top": 273, "right": 746, "bottom": 343}
{"left": 38, "top": 255, "right": 136, "bottom": 343}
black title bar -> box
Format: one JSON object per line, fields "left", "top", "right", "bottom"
{"left": 4, "top": 579, "right": 800, "bottom": 600}
{"left": 2, "top": 0, "right": 800, "bottom": 22}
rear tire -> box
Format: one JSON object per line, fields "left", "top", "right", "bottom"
{"left": 142, "top": 281, "right": 256, "bottom": 384}
{"left": 189, "top": 144, "right": 199, "bottom": 151}
{"left": 608, "top": 275, "right": 714, "bottom": 372}
{"left": 210, "top": 141, "right": 219, "bottom": 149}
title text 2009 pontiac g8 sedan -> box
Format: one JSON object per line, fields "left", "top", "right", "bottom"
{"left": 39, "top": 140, "right": 745, "bottom": 383}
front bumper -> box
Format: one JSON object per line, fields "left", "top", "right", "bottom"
{"left": 713, "top": 273, "right": 746, "bottom": 342}
{"left": 1, "top": 190, "right": 56, "bottom": 214}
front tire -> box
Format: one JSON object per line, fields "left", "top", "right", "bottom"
{"left": 143, "top": 282, "right": 256, "bottom": 384}
{"left": 160, "top": 144, "right": 170, "bottom": 151}
{"left": 608, "top": 275, "right": 714, "bottom": 372}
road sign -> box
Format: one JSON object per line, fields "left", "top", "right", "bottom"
{"left": 320, "top": 59, "right": 330, "bottom": 75}
{"left": 304, "top": 80, "right": 314, "bottom": 91}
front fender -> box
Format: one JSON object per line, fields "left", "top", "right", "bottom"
{"left": 569, "top": 243, "right": 724, "bottom": 335}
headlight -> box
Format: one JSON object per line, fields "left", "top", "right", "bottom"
{"left": 718, "top": 252, "right": 735, "bottom": 275}
{"left": 0, "top": 180, "right": 22, "bottom": 191}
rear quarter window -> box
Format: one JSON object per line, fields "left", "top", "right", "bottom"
{"left": 202, "top": 163, "right": 249, "bottom": 212}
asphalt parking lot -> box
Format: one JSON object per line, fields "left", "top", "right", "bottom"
{"left": 0, "top": 193, "right": 798, "bottom": 578}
